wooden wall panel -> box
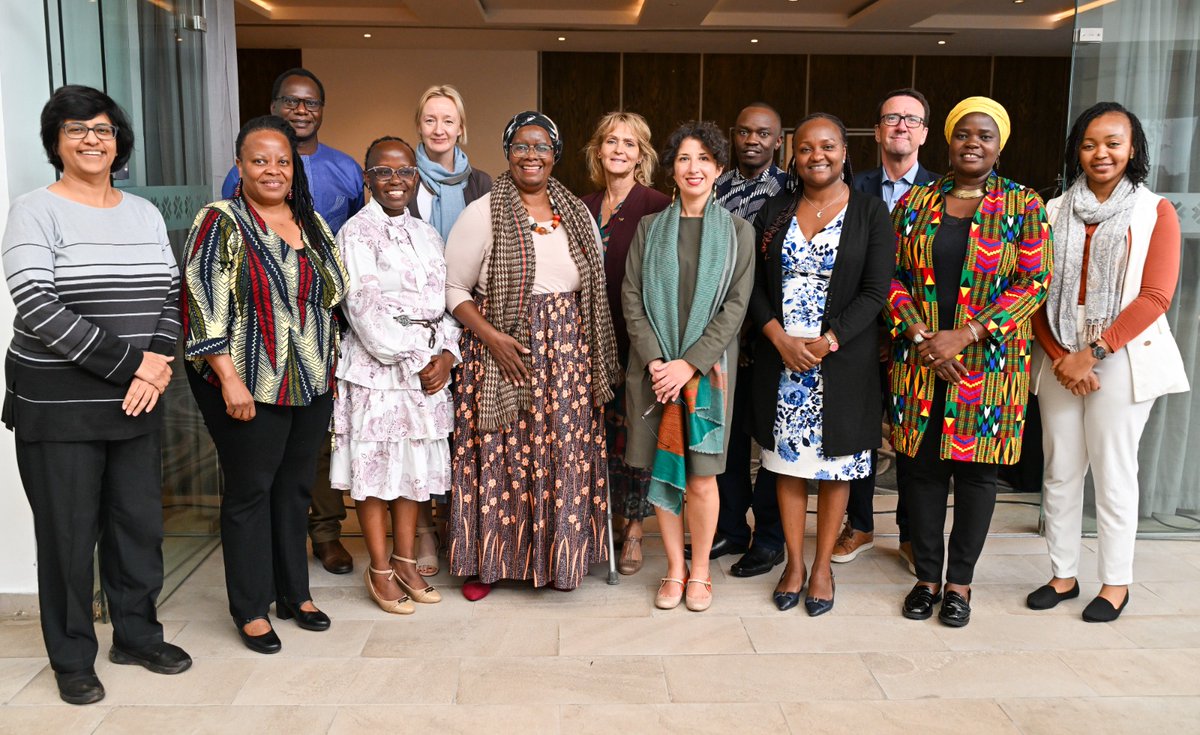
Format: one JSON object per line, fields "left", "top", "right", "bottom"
{"left": 701, "top": 54, "right": 808, "bottom": 133}
{"left": 540, "top": 52, "right": 621, "bottom": 197}
{"left": 990, "top": 56, "right": 1072, "bottom": 197}
{"left": 236, "top": 48, "right": 303, "bottom": 128}
{"left": 623, "top": 53, "right": 702, "bottom": 194}
{"left": 913, "top": 55, "right": 994, "bottom": 179}
{"left": 808, "top": 55, "right": 914, "bottom": 175}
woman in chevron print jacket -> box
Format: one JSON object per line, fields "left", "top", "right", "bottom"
{"left": 886, "top": 97, "right": 1052, "bottom": 628}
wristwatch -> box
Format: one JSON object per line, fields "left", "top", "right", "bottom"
{"left": 1089, "top": 340, "right": 1108, "bottom": 360}
{"left": 824, "top": 333, "right": 839, "bottom": 352}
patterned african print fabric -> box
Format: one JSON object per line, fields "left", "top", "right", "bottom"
{"left": 886, "top": 173, "right": 1052, "bottom": 465}
{"left": 182, "top": 197, "right": 349, "bottom": 406}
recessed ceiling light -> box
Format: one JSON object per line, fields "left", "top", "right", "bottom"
{"left": 558, "top": 36, "right": 565, "bottom": 41}
{"left": 937, "top": 40, "right": 947, "bottom": 45}
{"left": 363, "top": 33, "right": 372, "bottom": 38}
{"left": 1014, "top": 0, "right": 1025, "bottom": 4}
{"left": 751, "top": 38, "right": 759, "bottom": 43}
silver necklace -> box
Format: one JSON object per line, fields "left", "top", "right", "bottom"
{"left": 802, "top": 187, "right": 848, "bottom": 219}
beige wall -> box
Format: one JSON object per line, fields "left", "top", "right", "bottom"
{"left": 302, "top": 49, "right": 538, "bottom": 179}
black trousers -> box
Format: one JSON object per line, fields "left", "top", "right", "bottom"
{"left": 17, "top": 432, "right": 165, "bottom": 674}
{"left": 896, "top": 384, "right": 998, "bottom": 586}
{"left": 716, "top": 367, "right": 783, "bottom": 552}
{"left": 188, "top": 366, "right": 332, "bottom": 620}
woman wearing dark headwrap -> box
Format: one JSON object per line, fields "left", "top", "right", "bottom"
{"left": 888, "top": 97, "right": 1051, "bottom": 627}
{"left": 444, "top": 111, "right": 619, "bottom": 599}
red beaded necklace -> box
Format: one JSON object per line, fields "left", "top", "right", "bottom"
{"left": 526, "top": 197, "right": 561, "bottom": 235}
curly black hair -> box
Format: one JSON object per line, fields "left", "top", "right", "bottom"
{"left": 785, "top": 112, "right": 855, "bottom": 191}
{"left": 1064, "top": 101, "right": 1150, "bottom": 186}
{"left": 660, "top": 120, "right": 731, "bottom": 173}
{"left": 40, "top": 85, "right": 135, "bottom": 174}
{"left": 363, "top": 135, "right": 413, "bottom": 170}
{"left": 234, "top": 115, "right": 336, "bottom": 260}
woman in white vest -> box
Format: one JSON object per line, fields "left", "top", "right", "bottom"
{"left": 1028, "top": 101, "right": 1189, "bottom": 622}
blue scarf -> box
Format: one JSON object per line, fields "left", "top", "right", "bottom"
{"left": 415, "top": 143, "right": 472, "bottom": 241}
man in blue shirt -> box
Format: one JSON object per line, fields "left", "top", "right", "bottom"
{"left": 836, "top": 88, "right": 938, "bottom": 574}
{"left": 223, "top": 68, "right": 363, "bottom": 575}
{"left": 689, "top": 103, "right": 789, "bottom": 578}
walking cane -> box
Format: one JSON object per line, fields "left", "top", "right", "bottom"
{"left": 605, "top": 462, "right": 619, "bottom": 585}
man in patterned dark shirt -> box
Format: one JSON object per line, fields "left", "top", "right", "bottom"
{"left": 686, "top": 103, "right": 788, "bottom": 578}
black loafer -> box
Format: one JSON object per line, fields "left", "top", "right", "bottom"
{"left": 109, "top": 641, "right": 193, "bottom": 675}
{"left": 902, "top": 583, "right": 942, "bottom": 620}
{"left": 1082, "top": 590, "right": 1129, "bottom": 623}
{"left": 1026, "top": 581, "right": 1080, "bottom": 610}
{"left": 938, "top": 590, "right": 972, "bottom": 627}
{"left": 276, "top": 598, "right": 331, "bottom": 631}
{"left": 731, "top": 546, "right": 786, "bottom": 578}
{"left": 54, "top": 669, "right": 105, "bottom": 705}
{"left": 236, "top": 617, "right": 282, "bottom": 654}
{"left": 684, "top": 536, "right": 749, "bottom": 561}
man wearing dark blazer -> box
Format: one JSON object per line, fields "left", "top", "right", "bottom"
{"left": 835, "top": 88, "right": 938, "bottom": 573}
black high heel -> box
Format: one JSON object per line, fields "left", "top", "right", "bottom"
{"left": 235, "top": 616, "right": 281, "bottom": 654}
{"left": 275, "top": 598, "right": 331, "bottom": 631}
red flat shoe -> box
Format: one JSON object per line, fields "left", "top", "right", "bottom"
{"left": 462, "top": 578, "right": 492, "bottom": 601}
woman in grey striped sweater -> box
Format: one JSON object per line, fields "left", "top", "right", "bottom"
{"left": 1, "top": 85, "right": 191, "bottom": 705}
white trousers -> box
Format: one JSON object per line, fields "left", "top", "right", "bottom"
{"left": 1038, "top": 333, "right": 1155, "bottom": 585}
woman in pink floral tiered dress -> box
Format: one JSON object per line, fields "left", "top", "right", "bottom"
{"left": 330, "top": 137, "right": 460, "bottom": 614}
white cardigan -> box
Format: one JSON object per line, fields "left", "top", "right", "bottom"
{"left": 1033, "top": 185, "right": 1190, "bottom": 402}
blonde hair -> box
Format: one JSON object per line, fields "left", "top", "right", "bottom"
{"left": 584, "top": 111, "right": 658, "bottom": 189}
{"left": 415, "top": 84, "right": 469, "bottom": 146}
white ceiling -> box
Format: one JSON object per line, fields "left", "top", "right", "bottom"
{"left": 233, "top": 0, "right": 1081, "bottom": 56}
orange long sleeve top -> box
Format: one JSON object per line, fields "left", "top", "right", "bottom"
{"left": 1033, "top": 198, "right": 1181, "bottom": 360}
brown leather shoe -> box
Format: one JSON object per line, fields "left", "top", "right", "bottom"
{"left": 830, "top": 523, "right": 874, "bottom": 563}
{"left": 313, "top": 539, "right": 353, "bottom": 574}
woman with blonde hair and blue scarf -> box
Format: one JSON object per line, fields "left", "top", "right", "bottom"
{"left": 621, "top": 121, "right": 755, "bottom": 612}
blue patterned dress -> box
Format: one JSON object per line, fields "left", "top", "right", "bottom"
{"left": 760, "top": 210, "right": 872, "bottom": 481}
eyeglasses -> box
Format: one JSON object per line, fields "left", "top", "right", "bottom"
{"left": 274, "top": 95, "right": 324, "bottom": 112}
{"left": 879, "top": 114, "right": 926, "bottom": 128}
{"left": 510, "top": 143, "right": 553, "bottom": 156}
{"left": 366, "top": 166, "right": 418, "bottom": 182}
{"left": 61, "top": 122, "right": 118, "bottom": 140}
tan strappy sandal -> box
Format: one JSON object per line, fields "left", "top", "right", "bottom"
{"left": 390, "top": 555, "right": 442, "bottom": 604}
{"left": 685, "top": 577, "right": 713, "bottom": 612}
{"left": 618, "top": 535, "right": 644, "bottom": 575}
{"left": 415, "top": 525, "right": 440, "bottom": 576}
{"left": 365, "top": 567, "right": 415, "bottom": 615}
{"left": 655, "top": 576, "right": 687, "bottom": 610}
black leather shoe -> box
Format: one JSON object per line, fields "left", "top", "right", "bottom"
{"left": 902, "top": 583, "right": 942, "bottom": 620}
{"left": 235, "top": 617, "right": 282, "bottom": 654}
{"left": 1082, "top": 590, "right": 1129, "bottom": 623}
{"left": 109, "top": 641, "right": 192, "bottom": 675}
{"left": 684, "top": 535, "right": 749, "bottom": 561}
{"left": 276, "top": 598, "right": 332, "bottom": 631}
{"left": 773, "top": 590, "right": 801, "bottom": 611}
{"left": 55, "top": 669, "right": 105, "bottom": 705}
{"left": 731, "top": 546, "right": 786, "bottom": 578}
{"left": 313, "top": 539, "right": 353, "bottom": 574}
{"left": 1026, "top": 581, "right": 1081, "bottom": 610}
{"left": 804, "top": 577, "right": 835, "bottom": 617}
{"left": 938, "top": 589, "right": 972, "bottom": 627}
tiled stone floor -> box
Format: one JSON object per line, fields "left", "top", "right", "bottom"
{"left": 2, "top": 527, "right": 1200, "bottom": 733}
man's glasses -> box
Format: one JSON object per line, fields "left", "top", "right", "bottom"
{"left": 879, "top": 114, "right": 925, "bottom": 128}
{"left": 61, "top": 122, "right": 118, "bottom": 140}
{"left": 366, "top": 166, "right": 418, "bottom": 182}
{"left": 275, "top": 95, "right": 324, "bottom": 112}
{"left": 510, "top": 143, "right": 553, "bottom": 156}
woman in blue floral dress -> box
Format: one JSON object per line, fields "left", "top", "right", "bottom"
{"left": 748, "top": 114, "right": 894, "bottom": 616}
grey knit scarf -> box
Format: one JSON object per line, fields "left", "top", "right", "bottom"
{"left": 1047, "top": 176, "right": 1137, "bottom": 350}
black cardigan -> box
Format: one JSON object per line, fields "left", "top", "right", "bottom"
{"left": 748, "top": 188, "right": 896, "bottom": 457}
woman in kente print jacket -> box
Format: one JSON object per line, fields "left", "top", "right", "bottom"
{"left": 886, "top": 97, "right": 1052, "bottom": 629}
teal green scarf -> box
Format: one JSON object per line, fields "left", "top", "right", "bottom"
{"left": 642, "top": 197, "right": 738, "bottom": 515}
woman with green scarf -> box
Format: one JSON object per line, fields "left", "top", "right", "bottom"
{"left": 621, "top": 121, "right": 756, "bottom": 612}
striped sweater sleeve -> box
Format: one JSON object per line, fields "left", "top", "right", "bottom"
{"left": 2, "top": 199, "right": 142, "bottom": 384}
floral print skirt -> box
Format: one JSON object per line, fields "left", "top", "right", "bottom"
{"left": 605, "top": 379, "right": 654, "bottom": 522}
{"left": 760, "top": 364, "right": 872, "bottom": 481}
{"left": 448, "top": 292, "right": 609, "bottom": 590}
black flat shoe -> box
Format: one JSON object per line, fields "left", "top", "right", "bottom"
{"left": 1026, "top": 581, "right": 1081, "bottom": 610}
{"left": 902, "top": 583, "right": 942, "bottom": 620}
{"left": 55, "top": 669, "right": 105, "bottom": 705}
{"left": 731, "top": 546, "right": 786, "bottom": 578}
{"left": 774, "top": 590, "right": 801, "bottom": 611}
{"left": 109, "top": 641, "right": 193, "bottom": 674}
{"left": 235, "top": 616, "right": 282, "bottom": 654}
{"left": 804, "top": 577, "right": 835, "bottom": 617}
{"left": 1082, "top": 590, "right": 1129, "bottom": 623}
{"left": 938, "top": 590, "right": 972, "bottom": 627}
{"left": 276, "top": 598, "right": 331, "bottom": 631}
{"left": 684, "top": 535, "right": 749, "bottom": 561}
